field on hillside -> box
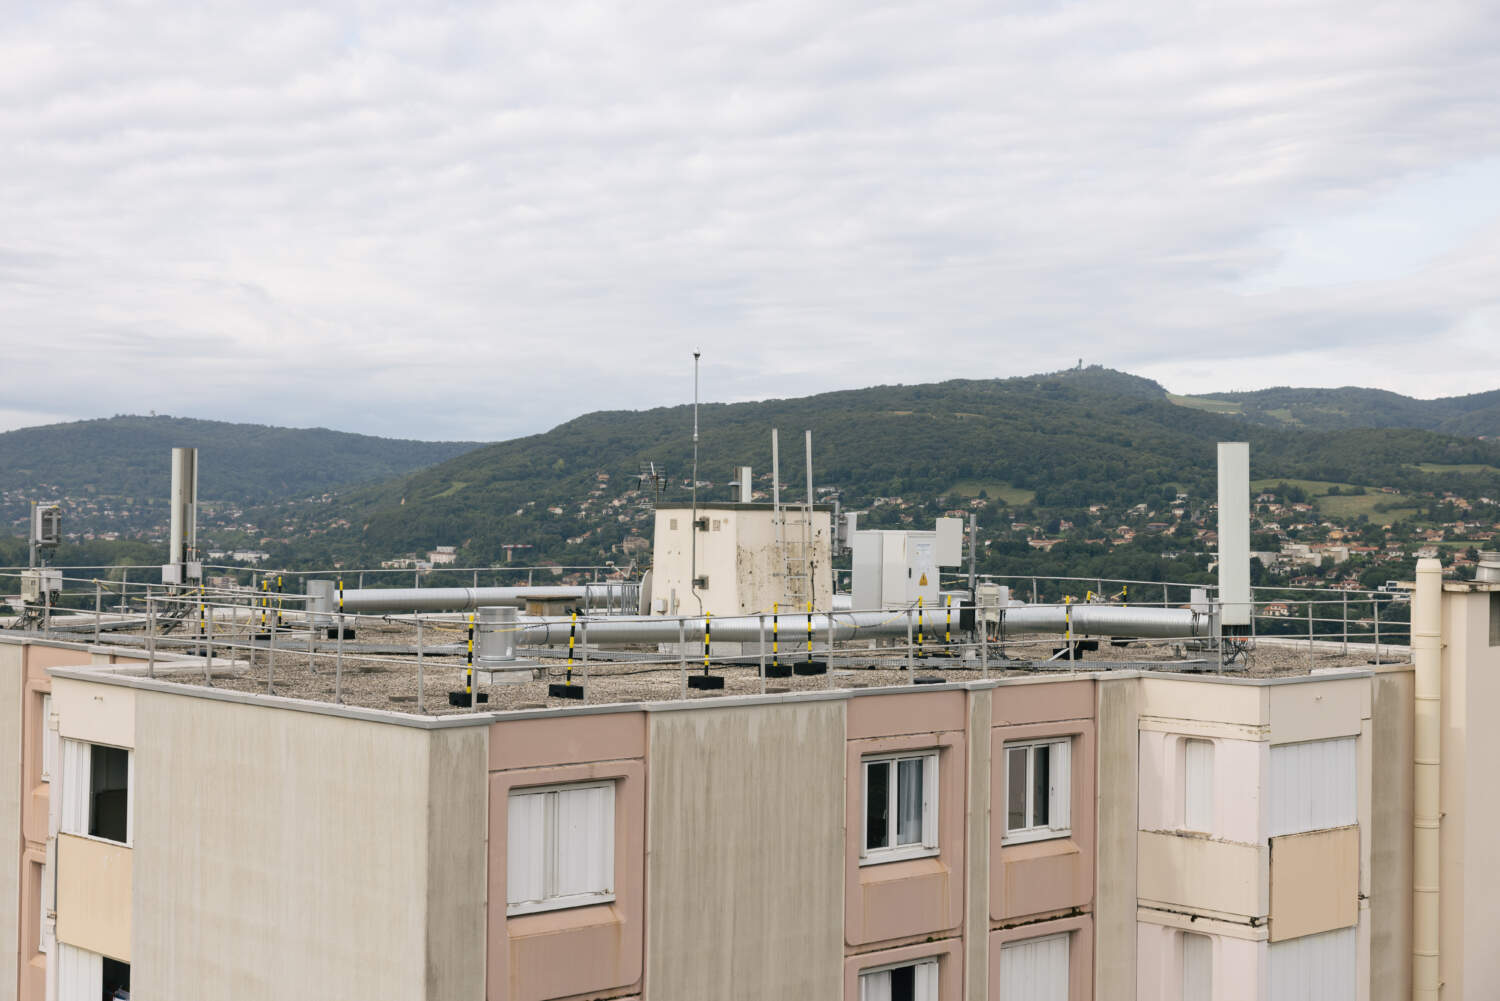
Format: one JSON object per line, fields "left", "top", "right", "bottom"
{"left": 947, "top": 481, "right": 1037, "bottom": 506}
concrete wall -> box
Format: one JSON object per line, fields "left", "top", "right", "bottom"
{"left": 0, "top": 643, "right": 24, "bottom": 1001}
{"left": 1094, "top": 675, "right": 1139, "bottom": 1001}
{"left": 644, "top": 701, "right": 845, "bottom": 1000}
{"left": 1368, "top": 666, "right": 1412, "bottom": 1001}
{"left": 131, "top": 691, "right": 488, "bottom": 1001}
{"left": 1440, "top": 587, "right": 1500, "bottom": 999}
{"left": 965, "top": 690, "right": 991, "bottom": 1001}
{"left": 846, "top": 691, "right": 967, "bottom": 950}
{"left": 487, "top": 712, "right": 646, "bottom": 1001}
{"left": 652, "top": 505, "right": 833, "bottom": 618}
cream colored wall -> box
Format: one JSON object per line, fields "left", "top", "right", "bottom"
{"left": 1095, "top": 675, "right": 1139, "bottom": 1001}
{"left": 1368, "top": 666, "right": 1413, "bottom": 1001}
{"left": 1137, "top": 920, "right": 1263, "bottom": 1001}
{"left": 733, "top": 506, "right": 833, "bottom": 614}
{"left": 0, "top": 643, "right": 24, "bottom": 1000}
{"left": 1268, "top": 678, "right": 1367, "bottom": 744}
{"left": 1137, "top": 678, "right": 1265, "bottom": 732}
{"left": 1440, "top": 587, "right": 1500, "bottom": 999}
{"left": 644, "top": 701, "right": 845, "bottom": 1000}
{"left": 53, "top": 677, "right": 134, "bottom": 747}
{"left": 1138, "top": 731, "right": 1263, "bottom": 842}
{"left": 130, "top": 690, "right": 488, "bottom": 1001}
{"left": 1137, "top": 831, "right": 1266, "bottom": 920}
{"left": 55, "top": 834, "right": 130, "bottom": 961}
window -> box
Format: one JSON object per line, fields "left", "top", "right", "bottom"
{"left": 1183, "top": 738, "right": 1214, "bottom": 832}
{"left": 507, "top": 781, "right": 615, "bottom": 916}
{"left": 1269, "top": 737, "right": 1356, "bottom": 837}
{"left": 862, "top": 751, "right": 938, "bottom": 863}
{"left": 60, "top": 740, "right": 131, "bottom": 845}
{"left": 1182, "top": 932, "right": 1212, "bottom": 1001}
{"left": 859, "top": 958, "right": 938, "bottom": 1001}
{"left": 1003, "top": 738, "right": 1071, "bottom": 844}
{"left": 102, "top": 958, "right": 130, "bottom": 1000}
{"left": 998, "top": 932, "right": 1069, "bottom": 1000}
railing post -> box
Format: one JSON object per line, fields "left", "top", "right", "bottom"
{"left": 679, "top": 618, "right": 687, "bottom": 700}
{"left": 335, "top": 613, "right": 345, "bottom": 704}
{"left": 416, "top": 616, "right": 424, "bottom": 713}
{"left": 94, "top": 580, "right": 102, "bottom": 645}
{"left": 758, "top": 614, "right": 767, "bottom": 695}
{"left": 1342, "top": 591, "right": 1349, "bottom": 655}
{"left": 267, "top": 604, "right": 277, "bottom": 695}
{"left": 205, "top": 602, "right": 215, "bottom": 686}
{"left": 1373, "top": 596, "right": 1381, "bottom": 667}
{"left": 147, "top": 596, "right": 156, "bottom": 678}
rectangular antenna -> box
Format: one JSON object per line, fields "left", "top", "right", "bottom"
{"left": 1217, "top": 442, "right": 1251, "bottom": 627}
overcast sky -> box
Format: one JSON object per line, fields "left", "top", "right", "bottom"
{"left": 3, "top": 0, "right": 1499, "bottom": 442}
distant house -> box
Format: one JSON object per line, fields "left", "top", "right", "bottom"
{"left": 428, "top": 546, "right": 458, "bottom": 566}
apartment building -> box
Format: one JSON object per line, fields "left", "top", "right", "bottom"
{"left": 3, "top": 564, "right": 1497, "bottom": 1000}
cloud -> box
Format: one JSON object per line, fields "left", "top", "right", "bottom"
{"left": 2, "top": 0, "right": 1499, "bottom": 439}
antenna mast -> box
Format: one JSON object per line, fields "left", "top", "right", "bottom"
{"left": 689, "top": 352, "right": 703, "bottom": 614}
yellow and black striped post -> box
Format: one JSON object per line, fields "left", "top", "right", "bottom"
{"left": 1064, "top": 595, "right": 1073, "bottom": 659}
{"left": 466, "top": 613, "right": 475, "bottom": 703}
{"left": 772, "top": 602, "right": 779, "bottom": 669}
{"left": 703, "top": 612, "right": 711, "bottom": 672}
{"left": 917, "top": 595, "right": 925, "bottom": 658}
{"left": 275, "top": 574, "right": 284, "bottom": 629}
{"left": 337, "top": 578, "right": 344, "bottom": 614}
{"left": 567, "top": 612, "right": 577, "bottom": 687}
{"left": 259, "top": 579, "right": 268, "bottom": 632}
{"left": 198, "top": 585, "right": 206, "bottom": 643}
{"left": 806, "top": 600, "right": 813, "bottom": 661}
{"left": 945, "top": 594, "right": 952, "bottom": 647}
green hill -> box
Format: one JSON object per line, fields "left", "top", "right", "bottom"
{"left": 276, "top": 367, "right": 1500, "bottom": 566}
{"left": 1175, "top": 386, "right": 1500, "bottom": 438}
{"left": 0, "top": 416, "right": 482, "bottom": 538}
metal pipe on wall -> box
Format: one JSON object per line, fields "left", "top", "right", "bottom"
{"left": 1412, "top": 557, "right": 1443, "bottom": 1000}
{"left": 306, "top": 583, "right": 636, "bottom": 617}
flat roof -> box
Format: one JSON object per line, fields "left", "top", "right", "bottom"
{"left": 24, "top": 619, "right": 1398, "bottom": 720}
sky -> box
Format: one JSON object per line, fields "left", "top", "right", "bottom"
{"left": 3, "top": 0, "right": 1500, "bottom": 442}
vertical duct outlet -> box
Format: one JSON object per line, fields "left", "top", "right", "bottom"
{"left": 169, "top": 447, "right": 198, "bottom": 568}
{"left": 1217, "top": 442, "right": 1251, "bottom": 628}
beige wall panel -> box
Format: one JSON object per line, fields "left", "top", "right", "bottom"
{"left": 1268, "top": 678, "right": 1368, "bottom": 745}
{"left": 1137, "top": 831, "right": 1265, "bottom": 920}
{"left": 131, "top": 693, "right": 461, "bottom": 1001}
{"left": 54, "top": 676, "right": 135, "bottom": 747}
{"left": 1094, "top": 676, "right": 1138, "bottom": 1001}
{"left": 56, "top": 833, "right": 131, "bottom": 961}
{"left": 966, "top": 690, "right": 991, "bottom": 1001}
{"left": 1268, "top": 826, "right": 1359, "bottom": 942}
{"left": 0, "top": 644, "right": 24, "bottom": 999}
{"left": 426, "top": 725, "right": 488, "bottom": 1001}
{"left": 645, "top": 702, "right": 845, "bottom": 1000}
{"left": 1138, "top": 678, "right": 1265, "bottom": 729}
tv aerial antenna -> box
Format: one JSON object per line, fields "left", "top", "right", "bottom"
{"left": 637, "top": 461, "right": 669, "bottom": 504}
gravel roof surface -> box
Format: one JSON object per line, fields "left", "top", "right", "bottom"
{"left": 113, "top": 619, "right": 1398, "bottom": 716}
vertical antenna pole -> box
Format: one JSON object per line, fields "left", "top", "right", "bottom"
{"left": 690, "top": 351, "right": 702, "bottom": 615}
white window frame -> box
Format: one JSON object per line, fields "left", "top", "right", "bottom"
{"left": 1002, "top": 737, "right": 1072, "bottom": 845}
{"left": 858, "top": 956, "right": 939, "bottom": 1001}
{"left": 860, "top": 750, "right": 940, "bottom": 865}
{"left": 506, "top": 779, "right": 616, "bottom": 917}
{"left": 59, "top": 739, "right": 132, "bottom": 847}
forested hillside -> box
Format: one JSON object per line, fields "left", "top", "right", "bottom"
{"left": 268, "top": 367, "right": 1500, "bottom": 568}
{"left": 1178, "top": 386, "right": 1500, "bottom": 437}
